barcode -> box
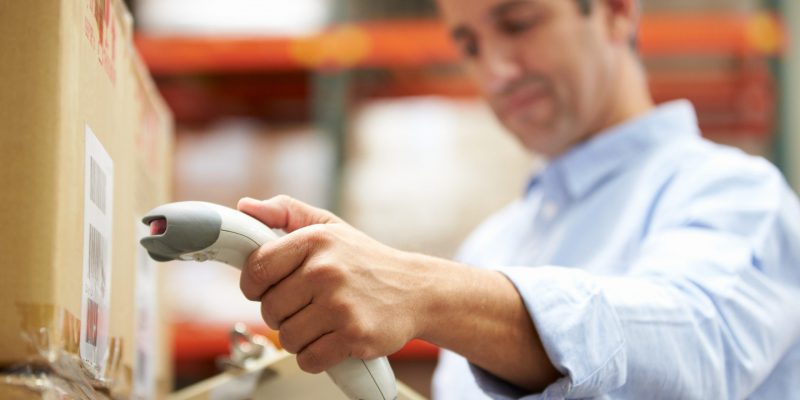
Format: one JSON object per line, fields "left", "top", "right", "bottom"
{"left": 135, "top": 349, "right": 147, "bottom": 385}
{"left": 88, "top": 224, "right": 107, "bottom": 295}
{"left": 90, "top": 157, "right": 107, "bottom": 213}
{"left": 86, "top": 299, "right": 99, "bottom": 346}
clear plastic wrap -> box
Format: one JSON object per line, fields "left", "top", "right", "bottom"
{"left": 0, "top": 304, "right": 129, "bottom": 399}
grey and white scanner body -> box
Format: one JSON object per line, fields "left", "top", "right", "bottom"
{"left": 140, "top": 201, "right": 398, "bottom": 400}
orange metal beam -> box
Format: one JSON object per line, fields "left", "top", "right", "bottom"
{"left": 639, "top": 12, "right": 784, "bottom": 58}
{"left": 172, "top": 322, "right": 439, "bottom": 362}
{"left": 136, "top": 13, "right": 784, "bottom": 75}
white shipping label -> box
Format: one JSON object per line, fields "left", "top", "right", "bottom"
{"left": 80, "top": 125, "right": 114, "bottom": 375}
{"left": 134, "top": 221, "right": 158, "bottom": 399}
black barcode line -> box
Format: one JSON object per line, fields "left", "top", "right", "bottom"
{"left": 90, "top": 157, "right": 107, "bottom": 213}
{"left": 88, "top": 224, "right": 107, "bottom": 296}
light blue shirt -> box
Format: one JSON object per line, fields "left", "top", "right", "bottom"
{"left": 431, "top": 101, "right": 800, "bottom": 399}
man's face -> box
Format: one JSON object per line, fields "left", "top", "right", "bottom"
{"left": 437, "top": 0, "right": 622, "bottom": 157}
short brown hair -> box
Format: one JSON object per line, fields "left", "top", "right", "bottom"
{"left": 577, "top": 0, "right": 638, "bottom": 50}
{"left": 577, "top": 0, "right": 592, "bottom": 15}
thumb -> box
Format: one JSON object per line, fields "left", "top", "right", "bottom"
{"left": 237, "top": 195, "right": 343, "bottom": 233}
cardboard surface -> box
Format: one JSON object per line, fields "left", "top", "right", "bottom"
{"left": 0, "top": 0, "right": 173, "bottom": 397}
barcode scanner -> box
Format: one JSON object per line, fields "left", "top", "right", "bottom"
{"left": 140, "top": 201, "right": 398, "bottom": 400}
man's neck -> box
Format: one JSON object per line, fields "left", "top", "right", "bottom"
{"left": 594, "top": 51, "right": 655, "bottom": 135}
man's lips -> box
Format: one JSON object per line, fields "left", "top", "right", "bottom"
{"left": 498, "top": 86, "right": 550, "bottom": 117}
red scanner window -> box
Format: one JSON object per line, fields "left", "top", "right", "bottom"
{"left": 150, "top": 218, "right": 167, "bottom": 235}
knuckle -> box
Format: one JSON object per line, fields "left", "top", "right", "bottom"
{"left": 343, "top": 320, "right": 369, "bottom": 343}
{"left": 243, "top": 253, "right": 271, "bottom": 299}
{"left": 350, "top": 345, "right": 373, "bottom": 361}
{"left": 273, "top": 194, "right": 294, "bottom": 206}
{"left": 276, "top": 195, "right": 304, "bottom": 218}
{"left": 261, "top": 287, "right": 285, "bottom": 315}
{"left": 273, "top": 194, "right": 294, "bottom": 203}
{"left": 278, "top": 327, "right": 298, "bottom": 354}
{"left": 261, "top": 289, "right": 276, "bottom": 308}
{"left": 298, "top": 350, "right": 323, "bottom": 374}
{"left": 307, "top": 261, "right": 345, "bottom": 285}
{"left": 328, "top": 295, "right": 354, "bottom": 320}
{"left": 259, "top": 298, "right": 279, "bottom": 330}
{"left": 304, "top": 224, "right": 330, "bottom": 245}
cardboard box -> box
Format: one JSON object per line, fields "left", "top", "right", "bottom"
{"left": 0, "top": 0, "right": 173, "bottom": 397}
{"left": 128, "top": 47, "right": 175, "bottom": 400}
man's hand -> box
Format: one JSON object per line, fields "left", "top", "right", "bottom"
{"left": 238, "top": 195, "right": 560, "bottom": 391}
{"left": 237, "top": 195, "right": 426, "bottom": 374}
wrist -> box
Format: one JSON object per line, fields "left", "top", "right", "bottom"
{"left": 399, "top": 251, "right": 449, "bottom": 342}
{"left": 402, "top": 252, "right": 478, "bottom": 346}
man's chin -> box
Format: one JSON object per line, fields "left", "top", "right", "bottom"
{"left": 506, "top": 117, "right": 550, "bottom": 137}
{"left": 502, "top": 106, "right": 554, "bottom": 128}
{"left": 500, "top": 120, "right": 565, "bottom": 156}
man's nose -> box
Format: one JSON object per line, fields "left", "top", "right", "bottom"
{"left": 478, "top": 42, "right": 524, "bottom": 95}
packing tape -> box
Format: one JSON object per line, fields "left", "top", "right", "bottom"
{"left": 0, "top": 303, "right": 130, "bottom": 399}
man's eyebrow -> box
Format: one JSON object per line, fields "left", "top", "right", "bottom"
{"left": 450, "top": 0, "right": 539, "bottom": 39}
{"left": 489, "top": 0, "right": 538, "bottom": 19}
{"left": 451, "top": 25, "right": 473, "bottom": 41}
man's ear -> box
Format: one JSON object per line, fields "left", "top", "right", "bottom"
{"left": 600, "top": 0, "right": 639, "bottom": 48}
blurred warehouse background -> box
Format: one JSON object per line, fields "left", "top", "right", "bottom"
{"left": 123, "top": 0, "right": 798, "bottom": 396}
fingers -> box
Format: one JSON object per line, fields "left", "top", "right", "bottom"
{"left": 277, "top": 303, "right": 334, "bottom": 355}
{"left": 238, "top": 195, "right": 342, "bottom": 233}
{"left": 240, "top": 226, "right": 319, "bottom": 300}
{"left": 296, "top": 332, "right": 350, "bottom": 374}
{"left": 259, "top": 268, "right": 314, "bottom": 329}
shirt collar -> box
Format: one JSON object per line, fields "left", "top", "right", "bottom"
{"left": 527, "top": 100, "right": 701, "bottom": 200}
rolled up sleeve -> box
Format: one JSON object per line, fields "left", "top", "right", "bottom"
{"left": 469, "top": 267, "right": 628, "bottom": 399}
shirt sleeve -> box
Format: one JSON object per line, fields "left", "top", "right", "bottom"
{"left": 469, "top": 157, "right": 800, "bottom": 399}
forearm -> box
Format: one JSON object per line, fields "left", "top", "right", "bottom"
{"left": 406, "top": 252, "right": 561, "bottom": 392}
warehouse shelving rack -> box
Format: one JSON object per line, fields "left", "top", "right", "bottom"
{"left": 133, "top": 5, "right": 789, "bottom": 394}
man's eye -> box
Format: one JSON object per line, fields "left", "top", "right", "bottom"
{"left": 459, "top": 38, "right": 480, "bottom": 58}
{"left": 498, "top": 18, "right": 537, "bottom": 35}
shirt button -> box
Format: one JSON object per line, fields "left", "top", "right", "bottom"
{"left": 542, "top": 201, "right": 558, "bottom": 220}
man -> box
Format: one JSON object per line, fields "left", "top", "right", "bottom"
{"left": 236, "top": 0, "right": 800, "bottom": 398}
